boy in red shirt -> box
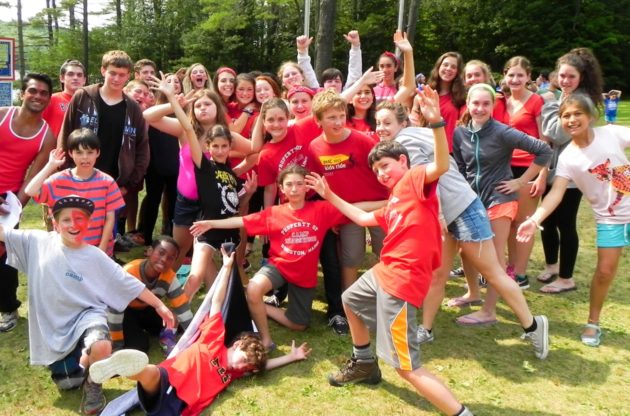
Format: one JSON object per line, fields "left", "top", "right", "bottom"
{"left": 90, "top": 246, "right": 311, "bottom": 416}
{"left": 306, "top": 86, "right": 473, "bottom": 416}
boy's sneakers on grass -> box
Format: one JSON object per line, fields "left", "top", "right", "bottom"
{"left": 521, "top": 315, "right": 549, "bottom": 360}
{"left": 516, "top": 275, "right": 530, "bottom": 290}
{"left": 450, "top": 267, "right": 465, "bottom": 278}
{"left": 263, "top": 294, "right": 281, "bottom": 308}
{"left": 80, "top": 378, "right": 106, "bottom": 415}
{"left": 328, "top": 314, "right": 349, "bottom": 336}
{"left": 417, "top": 326, "right": 434, "bottom": 345}
{"left": 89, "top": 349, "right": 149, "bottom": 384}
{"left": 0, "top": 310, "right": 18, "bottom": 332}
{"left": 159, "top": 328, "right": 177, "bottom": 356}
{"left": 328, "top": 357, "right": 382, "bottom": 387}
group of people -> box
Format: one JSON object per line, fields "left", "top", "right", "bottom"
{"left": 0, "top": 27, "right": 628, "bottom": 416}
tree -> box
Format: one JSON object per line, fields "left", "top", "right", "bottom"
{"left": 314, "top": 0, "right": 337, "bottom": 75}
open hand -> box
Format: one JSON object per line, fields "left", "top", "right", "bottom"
{"left": 244, "top": 171, "right": 258, "bottom": 195}
{"left": 190, "top": 220, "right": 213, "bottom": 238}
{"left": 415, "top": 85, "right": 441, "bottom": 123}
{"left": 147, "top": 72, "right": 176, "bottom": 97}
{"left": 516, "top": 219, "right": 538, "bottom": 243}
{"left": 305, "top": 173, "right": 330, "bottom": 198}
{"left": 359, "top": 66, "right": 384, "bottom": 86}
{"left": 47, "top": 148, "right": 66, "bottom": 169}
{"left": 496, "top": 178, "right": 523, "bottom": 194}
{"left": 393, "top": 30, "right": 412, "bottom": 53}
{"left": 156, "top": 303, "right": 176, "bottom": 330}
{"left": 290, "top": 341, "right": 312, "bottom": 361}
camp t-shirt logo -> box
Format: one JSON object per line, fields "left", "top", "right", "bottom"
{"left": 216, "top": 170, "right": 239, "bottom": 215}
{"left": 277, "top": 145, "right": 308, "bottom": 172}
{"left": 384, "top": 196, "right": 403, "bottom": 233}
{"left": 209, "top": 357, "right": 231, "bottom": 384}
{"left": 318, "top": 153, "right": 356, "bottom": 172}
{"left": 280, "top": 221, "right": 321, "bottom": 256}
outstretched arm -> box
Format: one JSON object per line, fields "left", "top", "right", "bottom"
{"left": 340, "top": 67, "right": 384, "bottom": 102}
{"left": 266, "top": 340, "right": 312, "bottom": 370}
{"left": 136, "top": 289, "right": 176, "bottom": 329}
{"left": 516, "top": 176, "right": 569, "bottom": 242}
{"left": 190, "top": 217, "right": 245, "bottom": 238}
{"left": 305, "top": 173, "right": 378, "bottom": 227}
{"left": 415, "top": 86, "right": 449, "bottom": 182}
{"left": 209, "top": 246, "right": 236, "bottom": 315}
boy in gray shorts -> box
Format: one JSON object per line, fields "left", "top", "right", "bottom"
{"left": 305, "top": 86, "right": 474, "bottom": 416}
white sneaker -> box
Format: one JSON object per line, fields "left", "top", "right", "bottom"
{"left": 521, "top": 315, "right": 549, "bottom": 360}
{"left": 0, "top": 310, "right": 18, "bottom": 332}
{"left": 89, "top": 349, "right": 149, "bottom": 384}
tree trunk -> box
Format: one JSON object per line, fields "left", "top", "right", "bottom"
{"left": 17, "top": 0, "right": 25, "bottom": 79}
{"left": 314, "top": 0, "right": 336, "bottom": 76}
{"left": 52, "top": 0, "right": 59, "bottom": 42}
{"left": 406, "top": 0, "right": 420, "bottom": 46}
{"left": 115, "top": 0, "right": 122, "bottom": 31}
{"left": 83, "top": 0, "right": 89, "bottom": 75}
{"left": 46, "top": 0, "right": 54, "bottom": 46}
{"left": 69, "top": 2, "right": 76, "bottom": 30}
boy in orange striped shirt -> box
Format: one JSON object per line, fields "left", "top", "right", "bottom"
{"left": 25, "top": 128, "right": 125, "bottom": 255}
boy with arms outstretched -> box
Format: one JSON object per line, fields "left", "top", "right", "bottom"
{"left": 90, "top": 245, "right": 311, "bottom": 416}
{"left": 305, "top": 86, "right": 473, "bottom": 416}
{"left": 0, "top": 195, "right": 174, "bottom": 415}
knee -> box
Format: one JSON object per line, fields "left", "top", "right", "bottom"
{"left": 246, "top": 280, "right": 266, "bottom": 302}
{"left": 594, "top": 266, "right": 616, "bottom": 283}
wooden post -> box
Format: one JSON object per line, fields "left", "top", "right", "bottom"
{"left": 304, "top": 0, "right": 311, "bottom": 36}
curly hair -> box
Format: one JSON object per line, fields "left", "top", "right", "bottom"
{"left": 233, "top": 332, "right": 268, "bottom": 373}
{"left": 557, "top": 48, "right": 604, "bottom": 109}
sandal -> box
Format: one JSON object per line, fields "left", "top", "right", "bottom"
{"left": 581, "top": 323, "right": 602, "bottom": 347}
{"left": 536, "top": 271, "right": 558, "bottom": 284}
{"left": 447, "top": 296, "right": 483, "bottom": 308}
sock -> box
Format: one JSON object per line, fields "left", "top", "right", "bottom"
{"left": 426, "top": 328, "right": 433, "bottom": 334}
{"left": 524, "top": 317, "right": 538, "bottom": 333}
{"left": 352, "top": 343, "right": 373, "bottom": 361}
{"left": 455, "top": 405, "right": 473, "bottom": 416}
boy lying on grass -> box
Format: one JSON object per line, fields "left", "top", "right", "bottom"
{"left": 90, "top": 245, "right": 311, "bottom": 416}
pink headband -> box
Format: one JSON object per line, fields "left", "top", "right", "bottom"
{"left": 215, "top": 67, "right": 236, "bottom": 77}
{"left": 287, "top": 86, "right": 315, "bottom": 100}
{"left": 382, "top": 51, "right": 399, "bottom": 67}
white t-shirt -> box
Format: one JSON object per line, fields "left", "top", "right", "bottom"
{"left": 556, "top": 125, "right": 630, "bottom": 224}
{"left": 4, "top": 230, "right": 145, "bottom": 365}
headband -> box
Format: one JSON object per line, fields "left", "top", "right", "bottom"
{"left": 215, "top": 67, "right": 237, "bottom": 77}
{"left": 382, "top": 51, "right": 400, "bottom": 67}
{"left": 287, "top": 86, "right": 315, "bottom": 100}
{"left": 468, "top": 83, "right": 496, "bottom": 100}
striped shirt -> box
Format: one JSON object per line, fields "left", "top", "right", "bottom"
{"left": 34, "top": 168, "right": 125, "bottom": 255}
{"left": 108, "top": 259, "right": 193, "bottom": 349}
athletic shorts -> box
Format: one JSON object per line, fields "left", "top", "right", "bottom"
{"left": 173, "top": 193, "right": 201, "bottom": 227}
{"left": 448, "top": 198, "right": 494, "bottom": 242}
{"left": 342, "top": 269, "right": 421, "bottom": 371}
{"left": 596, "top": 223, "right": 630, "bottom": 248}
{"left": 138, "top": 367, "right": 187, "bottom": 415}
{"left": 48, "top": 324, "right": 111, "bottom": 389}
{"left": 256, "top": 264, "right": 315, "bottom": 326}
{"left": 195, "top": 234, "right": 241, "bottom": 251}
{"left": 339, "top": 223, "right": 385, "bottom": 267}
{"left": 487, "top": 200, "right": 518, "bottom": 222}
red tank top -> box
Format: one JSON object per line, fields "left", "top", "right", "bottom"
{"left": 0, "top": 107, "right": 49, "bottom": 193}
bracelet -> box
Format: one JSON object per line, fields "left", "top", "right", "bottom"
{"left": 243, "top": 108, "right": 254, "bottom": 116}
{"left": 428, "top": 119, "right": 446, "bottom": 129}
{"left": 527, "top": 217, "right": 544, "bottom": 231}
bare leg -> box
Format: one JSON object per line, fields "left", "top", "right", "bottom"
{"left": 246, "top": 274, "right": 275, "bottom": 348}
{"left": 459, "top": 254, "right": 481, "bottom": 301}
{"left": 172, "top": 225, "right": 194, "bottom": 271}
{"left": 584, "top": 247, "right": 622, "bottom": 337}
{"left": 344, "top": 303, "right": 370, "bottom": 347}
{"left": 422, "top": 234, "right": 459, "bottom": 331}
{"left": 265, "top": 305, "right": 307, "bottom": 331}
{"left": 509, "top": 184, "right": 539, "bottom": 276}
{"left": 125, "top": 191, "right": 139, "bottom": 232}
{"left": 184, "top": 243, "right": 218, "bottom": 299}
{"left": 81, "top": 340, "right": 112, "bottom": 369}
{"left": 396, "top": 367, "right": 463, "bottom": 415}
{"left": 129, "top": 365, "right": 162, "bottom": 397}
{"left": 341, "top": 266, "right": 358, "bottom": 290}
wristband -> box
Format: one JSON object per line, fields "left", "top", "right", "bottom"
{"left": 428, "top": 119, "right": 446, "bottom": 129}
{"left": 527, "top": 217, "right": 544, "bottom": 231}
{"left": 243, "top": 108, "right": 254, "bottom": 116}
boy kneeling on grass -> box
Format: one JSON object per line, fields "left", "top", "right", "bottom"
{"left": 0, "top": 195, "right": 175, "bottom": 415}
{"left": 90, "top": 245, "right": 311, "bottom": 416}
{"left": 304, "top": 86, "right": 473, "bottom": 416}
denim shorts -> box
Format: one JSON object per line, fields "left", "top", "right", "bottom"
{"left": 172, "top": 193, "right": 201, "bottom": 227}
{"left": 596, "top": 223, "right": 630, "bottom": 248}
{"left": 447, "top": 198, "right": 494, "bottom": 242}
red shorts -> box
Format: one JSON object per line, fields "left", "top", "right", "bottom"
{"left": 487, "top": 201, "right": 518, "bottom": 221}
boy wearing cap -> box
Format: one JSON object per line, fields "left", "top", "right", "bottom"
{"left": 0, "top": 195, "right": 175, "bottom": 415}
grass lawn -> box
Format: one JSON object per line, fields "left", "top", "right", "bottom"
{"left": 1, "top": 102, "right": 629, "bottom": 415}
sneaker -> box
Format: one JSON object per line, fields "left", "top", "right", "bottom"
{"left": 89, "top": 349, "right": 149, "bottom": 384}
{"left": 521, "top": 315, "right": 549, "bottom": 360}
{"left": 516, "top": 275, "right": 530, "bottom": 290}
{"left": 450, "top": 267, "right": 465, "bottom": 278}
{"left": 328, "top": 315, "right": 349, "bottom": 336}
{"left": 328, "top": 357, "right": 381, "bottom": 387}
{"left": 159, "top": 328, "right": 177, "bottom": 356}
{"left": 417, "top": 326, "right": 434, "bottom": 345}
{"left": 263, "top": 295, "right": 281, "bottom": 308}
{"left": 460, "top": 406, "right": 475, "bottom": 416}
{"left": 478, "top": 275, "right": 488, "bottom": 288}
{"left": 242, "top": 258, "right": 251, "bottom": 272}
{"left": 0, "top": 310, "right": 18, "bottom": 332}
{"left": 114, "top": 234, "right": 132, "bottom": 252}
{"left": 80, "top": 378, "right": 106, "bottom": 415}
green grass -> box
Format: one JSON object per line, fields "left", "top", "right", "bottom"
{"left": 1, "top": 109, "right": 630, "bottom": 415}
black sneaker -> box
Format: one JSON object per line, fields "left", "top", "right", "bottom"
{"left": 450, "top": 267, "right": 465, "bottom": 278}
{"left": 80, "top": 378, "right": 106, "bottom": 415}
{"left": 328, "top": 315, "right": 349, "bottom": 336}
{"left": 328, "top": 357, "right": 381, "bottom": 387}
{"left": 263, "top": 295, "right": 281, "bottom": 308}
{"left": 516, "top": 275, "right": 530, "bottom": 290}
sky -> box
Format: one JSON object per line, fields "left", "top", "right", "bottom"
{"left": 1, "top": 0, "right": 113, "bottom": 28}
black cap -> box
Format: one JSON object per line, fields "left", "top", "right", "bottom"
{"left": 52, "top": 195, "right": 95, "bottom": 216}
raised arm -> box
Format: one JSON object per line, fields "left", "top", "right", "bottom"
{"left": 296, "top": 35, "right": 320, "bottom": 89}
{"left": 415, "top": 86, "right": 449, "bottom": 183}
{"left": 393, "top": 31, "right": 416, "bottom": 108}
{"left": 344, "top": 30, "right": 362, "bottom": 89}
{"left": 209, "top": 246, "right": 235, "bottom": 315}
{"left": 340, "top": 67, "right": 384, "bottom": 102}
{"left": 18, "top": 129, "right": 56, "bottom": 207}
{"left": 24, "top": 148, "right": 66, "bottom": 198}
{"left": 305, "top": 173, "right": 378, "bottom": 226}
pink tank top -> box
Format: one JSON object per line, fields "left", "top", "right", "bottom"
{"left": 177, "top": 143, "right": 212, "bottom": 200}
{"left": 0, "top": 107, "right": 49, "bottom": 193}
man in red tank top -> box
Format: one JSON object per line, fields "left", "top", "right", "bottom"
{"left": 0, "top": 73, "right": 56, "bottom": 332}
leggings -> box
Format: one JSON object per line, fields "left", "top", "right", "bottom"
{"left": 540, "top": 187, "right": 582, "bottom": 279}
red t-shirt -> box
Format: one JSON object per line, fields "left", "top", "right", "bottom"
{"left": 42, "top": 92, "right": 73, "bottom": 138}
{"left": 346, "top": 118, "right": 377, "bottom": 139}
{"left": 507, "top": 94, "right": 544, "bottom": 167}
{"left": 257, "top": 126, "right": 314, "bottom": 187}
{"left": 308, "top": 130, "right": 388, "bottom": 203}
{"left": 439, "top": 93, "right": 460, "bottom": 152}
{"left": 242, "top": 201, "right": 345, "bottom": 288}
{"left": 227, "top": 102, "right": 258, "bottom": 139}
{"left": 160, "top": 313, "right": 244, "bottom": 416}
{"left": 293, "top": 114, "right": 323, "bottom": 142}
{"left": 372, "top": 165, "right": 440, "bottom": 307}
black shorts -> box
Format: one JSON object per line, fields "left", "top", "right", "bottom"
{"left": 138, "top": 367, "right": 187, "bottom": 415}
{"left": 173, "top": 193, "right": 201, "bottom": 227}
